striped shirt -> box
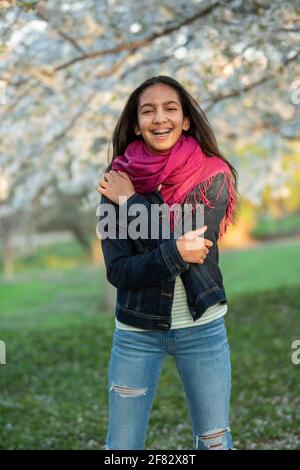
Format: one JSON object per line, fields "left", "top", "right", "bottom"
{"left": 115, "top": 275, "right": 227, "bottom": 331}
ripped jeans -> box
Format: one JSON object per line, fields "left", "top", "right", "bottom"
{"left": 105, "top": 317, "right": 234, "bottom": 450}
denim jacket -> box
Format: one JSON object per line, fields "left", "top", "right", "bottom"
{"left": 99, "top": 172, "right": 230, "bottom": 331}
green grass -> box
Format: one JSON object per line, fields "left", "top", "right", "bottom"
{"left": 0, "top": 240, "right": 300, "bottom": 450}
{"left": 252, "top": 212, "right": 300, "bottom": 239}
{"left": 0, "top": 239, "right": 87, "bottom": 275}
{"left": 220, "top": 239, "right": 300, "bottom": 297}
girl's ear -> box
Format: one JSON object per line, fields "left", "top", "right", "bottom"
{"left": 183, "top": 116, "right": 190, "bottom": 132}
{"left": 134, "top": 125, "right": 141, "bottom": 135}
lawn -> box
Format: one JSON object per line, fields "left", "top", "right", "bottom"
{"left": 251, "top": 211, "right": 300, "bottom": 239}
{"left": 0, "top": 239, "right": 299, "bottom": 450}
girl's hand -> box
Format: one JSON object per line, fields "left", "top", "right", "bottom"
{"left": 176, "top": 225, "right": 213, "bottom": 264}
{"left": 97, "top": 170, "right": 135, "bottom": 205}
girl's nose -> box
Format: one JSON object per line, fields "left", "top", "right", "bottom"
{"left": 153, "top": 113, "right": 168, "bottom": 123}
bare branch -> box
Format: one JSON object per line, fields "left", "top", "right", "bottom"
{"left": 204, "top": 49, "right": 300, "bottom": 112}
{"left": 119, "top": 35, "right": 194, "bottom": 80}
{"left": 204, "top": 75, "right": 273, "bottom": 112}
{"left": 54, "top": 1, "right": 222, "bottom": 72}
{"left": 35, "top": 9, "right": 86, "bottom": 54}
{"left": 251, "top": 122, "right": 300, "bottom": 140}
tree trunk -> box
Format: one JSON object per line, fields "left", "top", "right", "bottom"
{"left": 90, "top": 236, "right": 102, "bottom": 264}
{"left": 3, "top": 238, "right": 14, "bottom": 280}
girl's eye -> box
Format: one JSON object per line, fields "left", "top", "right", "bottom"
{"left": 142, "top": 108, "right": 177, "bottom": 114}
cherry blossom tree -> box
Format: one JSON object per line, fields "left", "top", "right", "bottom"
{"left": 0, "top": 0, "right": 299, "bottom": 277}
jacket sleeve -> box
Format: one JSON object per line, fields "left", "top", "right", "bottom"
{"left": 98, "top": 194, "right": 190, "bottom": 289}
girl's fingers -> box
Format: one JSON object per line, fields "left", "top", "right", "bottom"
{"left": 101, "top": 170, "right": 128, "bottom": 181}
{"left": 117, "top": 170, "right": 130, "bottom": 179}
{"left": 98, "top": 177, "right": 109, "bottom": 184}
{"left": 98, "top": 179, "right": 109, "bottom": 189}
{"left": 194, "top": 225, "right": 207, "bottom": 235}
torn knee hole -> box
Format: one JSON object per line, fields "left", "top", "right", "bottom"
{"left": 197, "top": 427, "right": 230, "bottom": 450}
{"left": 110, "top": 383, "right": 147, "bottom": 398}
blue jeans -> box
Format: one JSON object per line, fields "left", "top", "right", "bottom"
{"left": 105, "top": 317, "right": 234, "bottom": 450}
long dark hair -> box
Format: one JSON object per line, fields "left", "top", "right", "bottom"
{"left": 104, "top": 75, "right": 239, "bottom": 221}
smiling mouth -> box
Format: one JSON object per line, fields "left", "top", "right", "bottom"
{"left": 151, "top": 128, "right": 172, "bottom": 137}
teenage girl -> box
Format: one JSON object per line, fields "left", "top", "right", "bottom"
{"left": 97, "top": 75, "right": 238, "bottom": 450}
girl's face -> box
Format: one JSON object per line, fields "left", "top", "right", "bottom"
{"left": 134, "top": 83, "right": 190, "bottom": 154}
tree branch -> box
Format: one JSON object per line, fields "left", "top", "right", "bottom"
{"left": 35, "top": 10, "right": 86, "bottom": 54}
{"left": 119, "top": 34, "right": 194, "bottom": 80}
{"left": 204, "top": 49, "right": 300, "bottom": 112}
{"left": 251, "top": 122, "right": 300, "bottom": 140}
{"left": 54, "top": 0, "right": 222, "bottom": 72}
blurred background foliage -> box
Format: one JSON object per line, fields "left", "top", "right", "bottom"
{"left": 0, "top": 0, "right": 299, "bottom": 450}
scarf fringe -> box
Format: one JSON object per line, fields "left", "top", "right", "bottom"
{"left": 169, "top": 172, "right": 235, "bottom": 239}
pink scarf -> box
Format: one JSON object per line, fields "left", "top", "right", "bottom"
{"left": 112, "top": 133, "right": 235, "bottom": 238}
